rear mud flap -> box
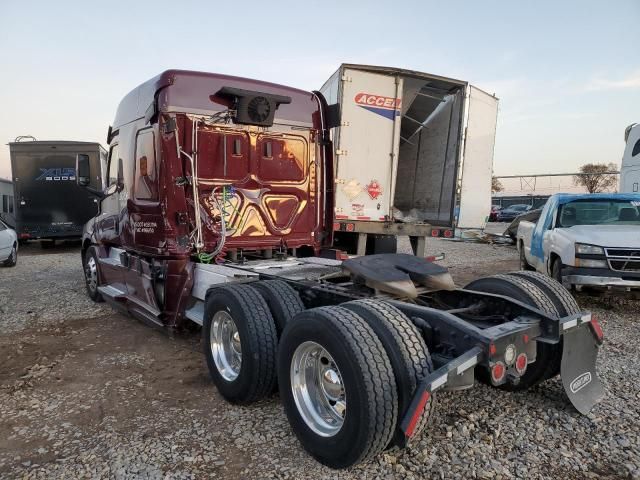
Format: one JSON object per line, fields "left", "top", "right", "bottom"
{"left": 561, "top": 326, "right": 604, "bottom": 414}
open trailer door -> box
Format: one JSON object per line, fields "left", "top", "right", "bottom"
{"left": 333, "top": 68, "right": 403, "bottom": 221}
{"left": 456, "top": 85, "right": 498, "bottom": 230}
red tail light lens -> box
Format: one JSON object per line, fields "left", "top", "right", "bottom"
{"left": 443, "top": 229, "right": 454, "bottom": 238}
{"left": 515, "top": 353, "right": 527, "bottom": 375}
{"left": 333, "top": 222, "right": 340, "bottom": 231}
{"left": 491, "top": 362, "right": 506, "bottom": 383}
{"left": 345, "top": 223, "right": 355, "bottom": 232}
{"left": 431, "top": 229, "right": 440, "bottom": 237}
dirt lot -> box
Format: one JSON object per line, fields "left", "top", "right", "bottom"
{"left": 1, "top": 238, "right": 639, "bottom": 479}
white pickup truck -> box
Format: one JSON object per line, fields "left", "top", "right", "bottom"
{"left": 517, "top": 193, "right": 640, "bottom": 295}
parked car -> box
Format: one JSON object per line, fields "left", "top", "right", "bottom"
{"left": 517, "top": 193, "right": 640, "bottom": 295}
{"left": 0, "top": 219, "right": 18, "bottom": 267}
{"left": 489, "top": 204, "right": 502, "bottom": 222}
{"left": 497, "top": 204, "right": 531, "bottom": 222}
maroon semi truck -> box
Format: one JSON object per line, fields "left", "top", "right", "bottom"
{"left": 77, "top": 69, "right": 604, "bottom": 468}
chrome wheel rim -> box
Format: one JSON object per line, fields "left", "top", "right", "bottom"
{"left": 211, "top": 311, "right": 242, "bottom": 381}
{"left": 291, "top": 341, "right": 346, "bottom": 437}
{"left": 85, "top": 256, "right": 98, "bottom": 292}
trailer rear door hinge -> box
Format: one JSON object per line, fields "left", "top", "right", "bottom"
{"left": 335, "top": 149, "right": 348, "bottom": 156}
{"left": 341, "top": 75, "right": 352, "bottom": 83}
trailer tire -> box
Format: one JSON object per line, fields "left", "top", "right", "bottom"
{"left": 83, "top": 246, "right": 104, "bottom": 302}
{"left": 204, "top": 284, "right": 278, "bottom": 404}
{"left": 508, "top": 270, "right": 581, "bottom": 379}
{"left": 253, "top": 280, "right": 305, "bottom": 335}
{"left": 342, "top": 299, "right": 434, "bottom": 446}
{"left": 464, "top": 274, "right": 561, "bottom": 390}
{"left": 278, "top": 306, "right": 398, "bottom": 468}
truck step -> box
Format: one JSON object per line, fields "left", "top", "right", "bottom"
{"left": 97, "top": 285, "right": 126, "bottom": 300}
{"left": 185, "top": 301, "right": 204, "bottom": 326}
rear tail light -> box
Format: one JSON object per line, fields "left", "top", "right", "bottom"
{"left": 504, "top": 344, "right": 516, "bottom": 365}
{"left": 491, "top": 362, "right": 506, "bottom": 383}
{"left": 19, "top": 233, "right": 31, "bottom": 239}
{"left": 515, "top": 353, "right": 528, "bottom": 375}
{"left": 443, "top": 229, "right": 454, "bottom": 238}
{"left": 589, "top": 317, "right": 604, "bottom": 345}
{"left": 345, "top": 223, "right": 355, "bottom": 232}
{"left": 431, "top": 229, "right": 440, "bottom": 237}
{"left": 488, "top": 342, "right": 497, "bottom": 357}
{"left": 332, "top": 222, "right": 340, "bottom": 231}
{"left": 337, "top": 251, "right": 349, "bottom": 261}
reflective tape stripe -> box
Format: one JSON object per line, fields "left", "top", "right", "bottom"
{"left": 456, "top": 355, "right": 478, "bottom": 375}
{"left": 563, "top": 319, "right": 578, "bottom": 330}
{"left": 580, "top": 313, "right": 592, "bottom": 324}
{"left": 430, "top": 374, "right": 448, "bottom": 390}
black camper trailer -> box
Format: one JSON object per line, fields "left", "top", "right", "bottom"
{"left": 9, "top": 139, "right": 106, "bottom": 242}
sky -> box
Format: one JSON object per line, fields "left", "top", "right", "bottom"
{"left": 0, "top": 0, "right": 638, "bottom": 181}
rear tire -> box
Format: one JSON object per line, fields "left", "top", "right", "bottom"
{"left": 342, "top": 299, "right": 434, "bottom": 446}
{"left": 278, "top": 306, "right": 398, "bottom": 468}
{"left": 464, "top": 274, "right": 562, "bottom": 390}
{"left": 3, "top": 243, "right": 17, "bottom": 267}
{"left": 508, "top": 270, "right": 581, "bottom": 379}
{"left": 204, "top": 284, "right": 278, "bottom": 404}
{"left": 252, "top": 280, "right": 305, "bottom": 335}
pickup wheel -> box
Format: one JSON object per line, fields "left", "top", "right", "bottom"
{"left": 551, "top": 257, "right": 564, "bottom": 284}
{"left": 253, "top": 280, "right": 305, "bottom": 336}
{"left": 204, "top": 284, "right": 278, "bottom": 404}
{"left": 508, "top": 270, "right": 581, "bottom": 379}
{"left": 519, "top": 243, "right": 534, "bottom": 271}
{"left": 278, "top": 306, "right": 398, "bottom": 468}
{"left": 465, "top": 274, "right": 562, "bottom": 391}
{"left": 342, "top": 299, "right": 434, "bottom": 447}
{"left": 83, "top": 246, "right": 104, "bottom": 302}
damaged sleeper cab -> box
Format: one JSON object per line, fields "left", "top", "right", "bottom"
{"left": 77, "top": 69, "right": 604, "bottom": 469}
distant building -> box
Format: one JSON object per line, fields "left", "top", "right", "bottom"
{"left": 0, "top": 178, "right": 15, "bottom": 228}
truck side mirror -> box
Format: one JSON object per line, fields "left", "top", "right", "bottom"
{"left": 76, "top": 154, "right": 91, "bottom": 187}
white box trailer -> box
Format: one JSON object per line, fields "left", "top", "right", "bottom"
{"left": 320, "top": 64, "right": 499, "bottom": 256}
{"left": 621, "top": 123, "right": 640, "bottom": 193}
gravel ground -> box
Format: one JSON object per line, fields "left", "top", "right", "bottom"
{"left": 0, "top": 240, "right": 639, "bottom": 479}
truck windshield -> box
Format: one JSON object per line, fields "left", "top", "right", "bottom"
{"left": 558, "top": 200, "right": 640, "bottom": 227}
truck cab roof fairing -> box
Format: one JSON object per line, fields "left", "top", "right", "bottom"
{"left": 112, "top": 70, "right": 319, "bottom": 129}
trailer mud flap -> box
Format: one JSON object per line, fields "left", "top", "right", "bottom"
{"left": 561, "top": 326, "right": 604, "bottom": 414}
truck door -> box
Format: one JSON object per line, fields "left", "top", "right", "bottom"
{"left": 456, "top": 86, "right": 498, "bottom": 230}
{"left": 97, "top": 142, "right": 126, "bottom": 242}
{"left": 334, "top": 69, "right": 403, "bottom": 221}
